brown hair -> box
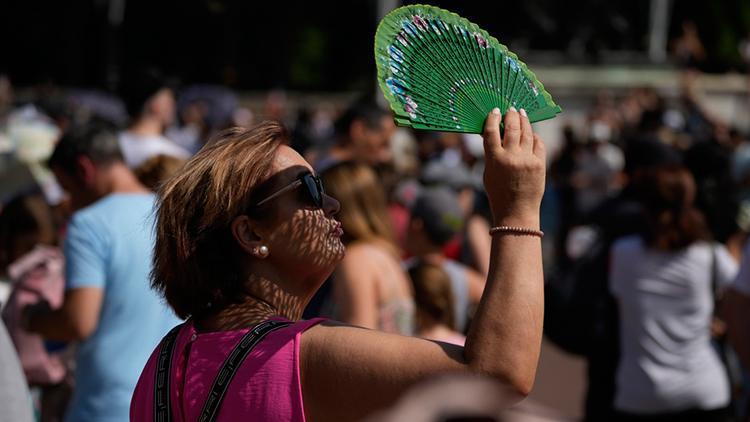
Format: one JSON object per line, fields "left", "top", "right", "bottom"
{"left": 408, "top": 261, "right": 456, "bottom": 330}
{"left": 133, "top": 154, "right": 187, "bottom": 191}
{"left": 0, "top": 193, "right": 57, "bottom": 269}
{"left": 320, "top": 161, "right": 397, "bottom": 251}
{"left": 152, "top": 121, "right": 286, "bottom": 319}
{"left": 639, "top": 165, "right": 711, "bottom": 250}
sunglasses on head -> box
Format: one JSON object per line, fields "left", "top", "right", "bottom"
{"left": 254, "top": 172, "right": 326, "bottom": 209}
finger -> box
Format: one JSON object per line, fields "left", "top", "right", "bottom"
{"left": 503, "top": 106, "right": 521, "bottom": 149}
{"left": 532, "top": 133, "right": 546, "bottom": 159}
{"left": 483, "top": 107, "right": 503, "bottom": 155}
{"left": 519, "top": 108, "right": 533, "bottom": 152}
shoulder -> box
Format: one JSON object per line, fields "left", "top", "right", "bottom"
{"left": 343, "top": 241, "right": 393, "bottom": 264}
{"left": 77, "top": 194, "right": 155, "bottom": 221}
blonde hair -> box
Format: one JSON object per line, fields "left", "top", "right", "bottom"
{"left": 321, "top": 162, "right": 397, "bottom": 251}
{"left": 152, "top": 121, "right": 286, "bottom": 319}
{"left": 408, "top": 261, "right": 456, "bottom": 330}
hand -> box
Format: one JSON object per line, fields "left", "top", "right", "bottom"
{"left": 482, "top": 107, "right": 546, "bottom": 227}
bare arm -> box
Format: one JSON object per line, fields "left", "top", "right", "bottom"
{"left": 301, "top": 107, "right": 545, "bottom": 421}
{"left": 26, "top": 287, "right": 103, "bottom": 342}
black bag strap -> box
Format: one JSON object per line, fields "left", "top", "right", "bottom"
{"left": 709, "top": 243, "right": 726, "bottom": 322}
{"left": 198, "top": 320, "right": 291, "bottom": 421}
{"left": 154, "top": 324, "right": 182, "bottom": 422}
{"left": 153, "top": 319, "right": 292, "bottom": 422}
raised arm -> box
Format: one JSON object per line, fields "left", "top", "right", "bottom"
{"left": 301, "top": 107, "right": 545, "bottom": 421}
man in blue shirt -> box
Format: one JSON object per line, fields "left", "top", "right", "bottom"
{"left": 25, "top": 123, "right": 181, "bottom": 421}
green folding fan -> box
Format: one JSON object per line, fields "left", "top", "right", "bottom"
{"left": 375, "top": 4, "right": 562, "bottom": 133}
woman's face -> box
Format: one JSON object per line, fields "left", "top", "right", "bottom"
{"left": 254, "top": 146, "right": 345, "bottom": 283}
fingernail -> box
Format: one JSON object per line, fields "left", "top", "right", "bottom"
{"left": 509, "top": 106, "right": 517, "bottom": 113}
{"left": 520, "top": 108, "right": 527, "bottom": 118}
{"left": 491, "top": 107, "right": 500, "bottom": 115}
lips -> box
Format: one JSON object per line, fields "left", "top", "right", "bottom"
{"left": 330, "top": 221, "right": 344, "bottom": 237}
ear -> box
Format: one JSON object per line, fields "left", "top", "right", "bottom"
{"left": 231, "top": 215, "right": 265, "bottom": 257}
{"left": 349, "top": 119, "right": 366, "bottom": 144}
{"left": 75, "top": 156, "right": 98, "bottom": 187}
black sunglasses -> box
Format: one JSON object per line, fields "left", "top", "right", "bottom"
{"left": 254, "top": 172, "right": 325, "bottom": 209}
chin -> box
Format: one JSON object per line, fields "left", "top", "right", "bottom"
{"left": 327, "top": 240, "right": 346, "bottom": 264}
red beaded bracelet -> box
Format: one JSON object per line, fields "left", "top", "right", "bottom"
{"left": 489, "top": 226, "right": 544, "bottom": 238}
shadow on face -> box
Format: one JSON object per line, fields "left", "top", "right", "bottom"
{"left": 248, "top": 147, "right": 345, "bottom": 292}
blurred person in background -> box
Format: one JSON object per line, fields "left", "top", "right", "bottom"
{"left": 133, "top": 154, "right": 187, "bottom": 192}
{"left": 311, "top": 101, "right": 395, "bottom": 170}
{"left": 119, "top": 68, "right": 190, "bottom": 169}
{"left": 609, "top": 165, "right": 737, "bottom": 422}
{"left": 24, "top": 123, "right": 180, "bottom": 422}
{"left": 408, "top": 261, "right": 465, "bottom": 346}
{"left": 321, "top": 161, "right": 415, "bottom": 335}
{"left": 544, "top": 138, "right": 683, "bottom": 422}
{"left": 724, "top": 241, "right": 750, "bottom": 421}
{"left": 166, "top": 84, "right": 241, "bottom": 154}
{"left": 420, "top": 160, "right": 478, "bottom": 259}
{"left": 0, "top": 75, "right": 14, "bottom": 123}
{"left": 130, "top": 107, "right": 547, "bottom": 421}
{"left": 0, "top": 193, "right": 69, "bottom": 420}
{"left": 405, "top": 187, "right": 485, "bottom": 334}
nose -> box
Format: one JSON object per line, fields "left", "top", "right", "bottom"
{"left": 322, "top": 193, "right": 340, "bottom": 216}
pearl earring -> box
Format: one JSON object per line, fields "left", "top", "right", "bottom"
{"left": 257, "top": 245, "right": 269, "bottom": 258}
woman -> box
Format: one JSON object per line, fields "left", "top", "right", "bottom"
{"left": 0, "top": 193, "right": 70, "bottom": 421}
{"left": 321, "top": 161, "right": 415, "bottom": 334}
{"left": 130, "top": 107, "right": 546, "bottom": 421}
{"left": 408, "top": 261, "right": 466, "bottom": 346}
{"left": 609, "top": 165, "right": 737, "bottom": 421}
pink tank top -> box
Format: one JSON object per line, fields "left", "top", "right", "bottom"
{"left": 130, "top": 317, "right": 325, "bottom": 421}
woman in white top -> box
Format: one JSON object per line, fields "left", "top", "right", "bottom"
{"left": 609, "top": 165, "right": 737, "bottom": 422}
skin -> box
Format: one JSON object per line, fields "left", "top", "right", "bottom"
{"left": 201, "top": 106, "right": 546, "bottom": 421}
{"left": 333, "top": 241, "right": 413, "bottom": 330}
{"left": 25, "top": 157, "right": 150, "bottom": 341}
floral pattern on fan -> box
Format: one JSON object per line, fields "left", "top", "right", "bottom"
{"left": 375, "top": 4, "right": 562, "bottom": 133}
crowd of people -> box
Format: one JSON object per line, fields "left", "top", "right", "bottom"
{"left": 0, "top": 64, "right": 748, "bottom": 422}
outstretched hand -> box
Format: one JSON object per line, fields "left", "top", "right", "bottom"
{"left": 482, "top": 107, "right": 546, "bottom": 228}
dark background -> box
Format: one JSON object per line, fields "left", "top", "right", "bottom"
{"left": 2, "top": 0, "right": 749, "bottom": 92}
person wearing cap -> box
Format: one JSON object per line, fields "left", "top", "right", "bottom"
{"left": 405, "top": 187, "right": 485, "bottom": 333}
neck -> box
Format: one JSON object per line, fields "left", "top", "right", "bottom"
{"left": 419, "top": 322, "right": 456, "bottom": 338}
{"left": 105, "top": 164, "right": 150, "bottom": 194}
{"left": 195, "top": 272, "right": 313, "bottom": 332}
{"left": 129, "top": 115, "right": 163, "bottom": 136}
